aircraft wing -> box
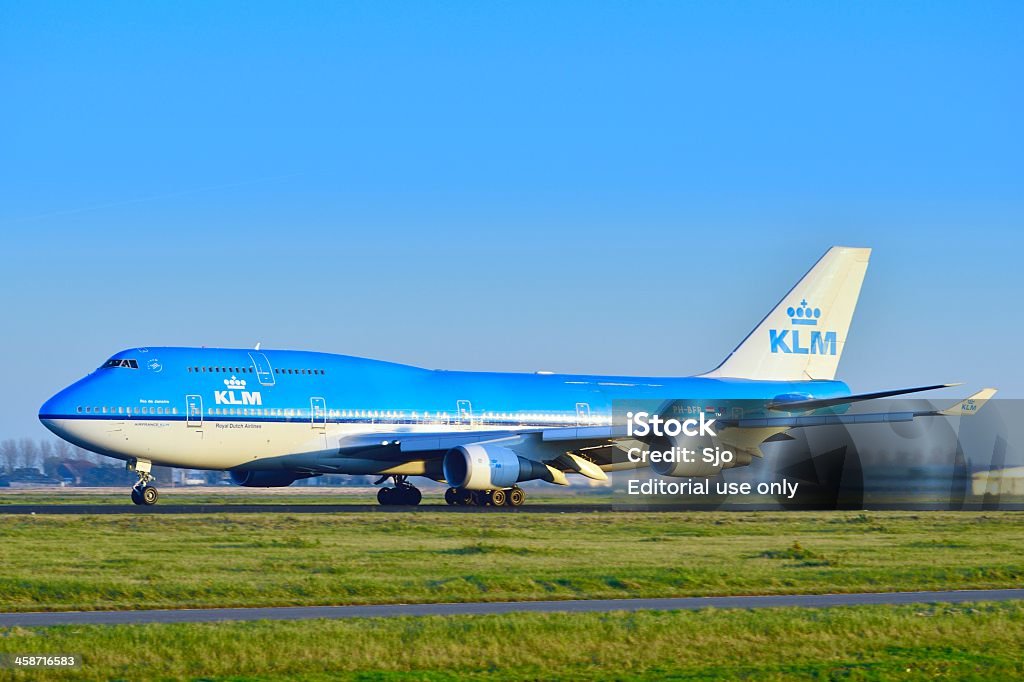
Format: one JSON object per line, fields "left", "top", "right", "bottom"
{"left": 327, "top": 388, "right": 996, "bottom": 479}
{"left": 334, "top": 426, "right": 621, "bottom": 458}
{"left": 328, "top": 425, "right": 626, "bottom": 483}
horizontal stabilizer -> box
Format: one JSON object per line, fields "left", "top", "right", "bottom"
{"left": 768, "top": 383, "right": 959, "bottom": 412}
{"left": 739, "top": 387, "right": 997, "bottom": 429}
{"left": 738, "top": 412, "right": 917, "bottom": 429}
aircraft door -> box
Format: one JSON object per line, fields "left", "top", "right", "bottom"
{"left": 457, "top": 400, "right": 472, "bottom": 427}
{"left": 576, "top": 402, "right": 591, "bottom": 426}
{"left": 311, "top": 397, "right": 326, "bottom": 429}
{"left": 186, "top": 395, "right": 203, "bottom": 427}
{"left": 249, "top": 352, "right": 276, "bottom": 386}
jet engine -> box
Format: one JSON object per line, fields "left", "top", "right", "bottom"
{"left": 647, "top": 435, "right": 734, "bottom": 478}
{"left": 442, "top": 444, "right": 555, "bottom": 490}
{"left": 229, "top": 470, "right": 313, "bottom": 487}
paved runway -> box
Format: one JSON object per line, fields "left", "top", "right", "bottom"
{"left": 2, "top": 589, "right": 1022, "bottom": 627}
{"left": 0, "top": 503, "right": 616, "bottom": 514}
{"left": 4, "top": 503, "right": 1020, "bottom": 514}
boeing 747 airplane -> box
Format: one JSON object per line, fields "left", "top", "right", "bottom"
{"left": 39, "top": 247, "right": 995, "bottom": 505}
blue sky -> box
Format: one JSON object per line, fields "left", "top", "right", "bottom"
{"left": 1, "top": 1, "right": 1022, "bottom": 438}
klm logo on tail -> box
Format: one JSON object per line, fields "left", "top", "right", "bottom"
{"left": 769, "top": 300, "right": 837, "bottom": 355}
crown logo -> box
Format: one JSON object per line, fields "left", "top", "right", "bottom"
{"left": 787, "top": 299, "right": 821, "bottom": 326}
{"left": 224, "top": 376, "right": 246, "bottom": 390}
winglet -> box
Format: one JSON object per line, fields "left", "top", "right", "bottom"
{"left": 939, "top": 388, "right": 997, "bottom": 416}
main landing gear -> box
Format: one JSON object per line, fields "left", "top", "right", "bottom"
{"left": 445, "top": 486, "right": 526, "bottom": 507}
{"left": 375, "top": 475, "right": 422, "bottom": 506}
{"left": 127, "top": 458, "right": 159, "bottom": 506}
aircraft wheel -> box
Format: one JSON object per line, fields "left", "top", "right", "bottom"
{"left": 140, "top": 485, "right": 159, "bottom": 506}
{"left": 490, "top": 489, "right": 507, "bottom": 506}
{"left": 377, "top": 487, "right": 393, "bottom": 505}
{"left": 444, "top": 488, "right": 458, "bottom": 506}
{"left": 130, "top": 487, "right": 144, "bottom": 505}
{"left": 402, "top": 486, "right": 422, "bottom": 506}
{"left": 508, "top": 487, "right": 526, "bottom": 507}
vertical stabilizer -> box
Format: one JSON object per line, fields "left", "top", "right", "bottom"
{"left": 702, "top": 246, "right": 871, "bottom": 381}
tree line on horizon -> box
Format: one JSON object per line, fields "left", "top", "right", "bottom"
{"left": 0, "top": 437, "right": 101, "bottom": 472}
{"left": 0, "top": 437, "right": 375, "bottom": 487}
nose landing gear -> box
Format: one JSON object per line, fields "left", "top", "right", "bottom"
{"left": 374, "top": 475, "right": 422, "bottom": 506}
{"left": 127, "top": 458, "right": 159, "bottom": 506}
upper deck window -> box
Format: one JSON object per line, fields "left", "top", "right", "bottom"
{"left": 102, "top": 358, "right": 139, "bottom": 369}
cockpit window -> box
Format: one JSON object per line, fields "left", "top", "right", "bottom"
{"left": 102, "top": 358, "right": 139, "bottom": 369}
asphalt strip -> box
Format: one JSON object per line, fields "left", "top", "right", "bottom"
{"left": 2, "top": 589, "right": 1022, "bottom": 627}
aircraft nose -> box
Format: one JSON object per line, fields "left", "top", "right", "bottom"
{"left": 39, "top": 387, "right": 77, "bottom": 437}
{"left": 40, "top": 392, "right": 61, "bottom": 418}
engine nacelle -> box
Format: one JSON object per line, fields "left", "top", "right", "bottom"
{"left": 648, "top": 436, "right": 728, "bottom": 478}
{"left": 229, "top": 470, "right": 311, "bottom": 487}
{"left": 442, "top": 444, "right": 551, "bottom": 490}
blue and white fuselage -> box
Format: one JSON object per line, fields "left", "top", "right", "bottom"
{"left": 39, "top": 346, "right": 850, "bottom": 472}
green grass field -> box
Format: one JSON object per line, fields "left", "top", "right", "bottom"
{"left": 1, "top": 603, "right": 1022, "bottom": 681}
{"left": 0, "top": 510, "right": 1021, "bottom": 613}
